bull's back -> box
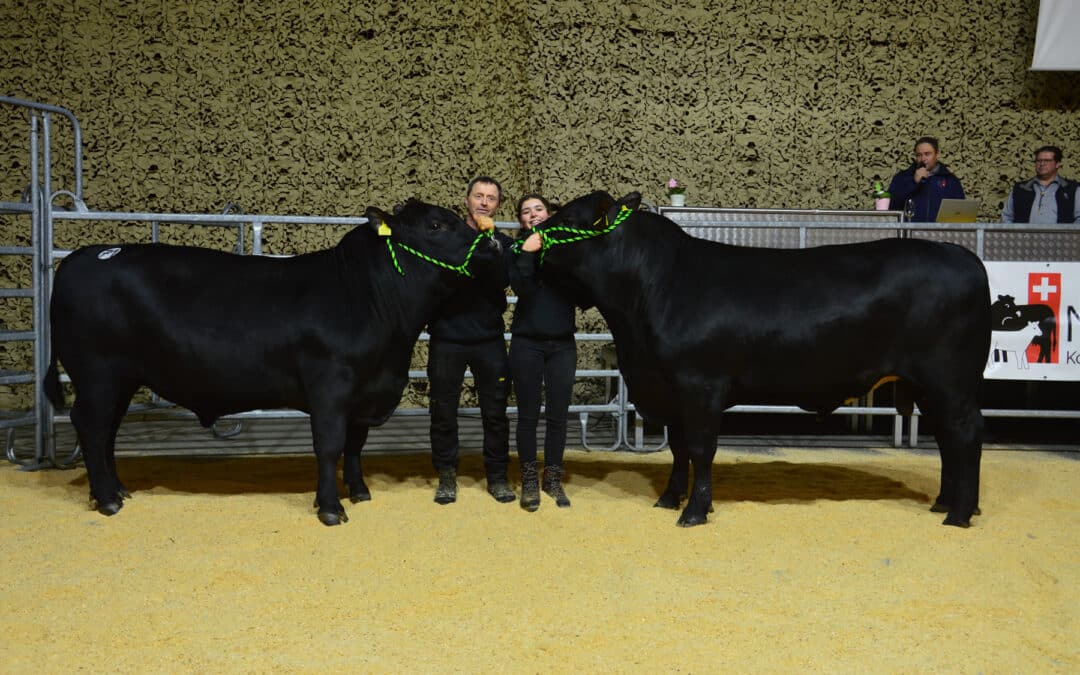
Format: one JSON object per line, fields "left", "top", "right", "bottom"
{"left": 50, "top": 244, "right": 347, "bottom": 414}
{"left": 620, "top": 237, "right": 990, "bottom": 412}
{"left": 661, "top": 237, "right": 988, "bottom": 347}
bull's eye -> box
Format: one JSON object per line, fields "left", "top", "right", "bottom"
{"left": 430, "top": 221, "right": 443, "bottom": 231}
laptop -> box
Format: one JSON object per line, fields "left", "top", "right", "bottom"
{"left": 935, "top": 198, "right": 981, "bottom": 223}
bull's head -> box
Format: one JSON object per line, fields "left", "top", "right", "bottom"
{"left": 522, "top": 190, "right": 643, "bottom": 308}
{"left": 364, "top": 199, "right": 499, "bottom": 279}
{"left": 521, "top": 190, "right": 642, "bottom": 261}
{"left": 535, "top": 190, "right": 642, "bottom": 240}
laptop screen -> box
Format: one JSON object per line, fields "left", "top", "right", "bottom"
{"left": 936, "top": 199, "right": 981, "bottom": 223}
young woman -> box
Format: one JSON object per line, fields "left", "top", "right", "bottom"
{"left": 508, "top": 194, "right": 576, "bottom": 511}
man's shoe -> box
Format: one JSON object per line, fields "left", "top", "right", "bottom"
{"left": 487, "top": 475, "right": 516, "bottom": 503}
{"left": 434, "top": 468, "right": 457, "bottom": 505}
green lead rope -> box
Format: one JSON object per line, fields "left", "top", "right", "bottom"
{"left": 386, "top": 230, "right": 492, "bottom": 278}
{"left": 511, "top": 204, "right": 634, "bottom": 265}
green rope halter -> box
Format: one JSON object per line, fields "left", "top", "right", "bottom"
{"left": 385, "top": 230, "right": 492, "bottom": 278}
{"left": 511, "top": 203, "right": 634, "bottom": 265}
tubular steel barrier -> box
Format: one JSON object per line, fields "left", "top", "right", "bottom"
{"left": 0, "top": 96, "right": 643, "bottom": 467}
{"left": 658, "top": 205, "right": 1080, "bottom": 447}
{"left": 4, "top": 97, "right": 1078, "bottom": 468}
{"left": 20, "top": 206, "right": 632, "bottom": 466}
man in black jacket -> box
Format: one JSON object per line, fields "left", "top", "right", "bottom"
{"left": 1002, "top": 145, "right": 1079, "bottom": 224}
{"left": 427, "top": 176, "right": 515, "bottom": 505}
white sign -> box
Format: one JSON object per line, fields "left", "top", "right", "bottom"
{"left": 985, "top": 261, "right": 1080, "bottom": 381}
{"left": 1032, "top": 0, "right": 1080, "bottom": 71}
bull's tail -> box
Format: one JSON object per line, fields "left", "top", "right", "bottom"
{"left": 44, "top": 355, "right": 65, "bottom": 410}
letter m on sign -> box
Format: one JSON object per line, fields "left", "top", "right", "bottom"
{"left": 1028, "top": 273, "right": 1061, "bottom": 364}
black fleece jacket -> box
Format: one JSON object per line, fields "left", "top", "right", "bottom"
{"left": 426, "top": 230, "right": 513, "bottom": 343}
{"left": 507, "top": 240, "right": 576, "bottom": 340}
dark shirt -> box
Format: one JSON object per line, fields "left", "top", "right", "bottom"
{"left": 508, "top": 239, "right": 576, "bottom": 340}
{"left": 888, "top": 162, "right": 965, "bottom": 222}
{"left": 426, "top": 230, "right": 513, "bottom": 343}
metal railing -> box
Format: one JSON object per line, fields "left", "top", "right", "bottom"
{"left": 4, "top": 97, "right": 1077, "bottom": 468}
{"left": 657, "top": 205, "right": 1080, "bottom": 446}
{"left": 0, "top": 97, "right": 88, "bottom": 465}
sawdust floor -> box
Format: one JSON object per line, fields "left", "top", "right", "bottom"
{"left": 1, "top": 446, "right": 1077, "bottom": 672}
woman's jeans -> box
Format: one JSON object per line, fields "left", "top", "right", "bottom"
{"left": 509, "top": 336, "right": 576, "bottom": 467}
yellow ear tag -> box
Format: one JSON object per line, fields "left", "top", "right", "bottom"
{"left": 378, "top": 223, "right": 392, "bottom": 237}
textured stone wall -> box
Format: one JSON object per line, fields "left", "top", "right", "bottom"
{"left": 2, "top": 0, "right": 1079, "bottom": 410}
{"left": 3, "top": 0, "right": 1078, "bottom": 217}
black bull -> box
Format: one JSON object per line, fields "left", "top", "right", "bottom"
{"left": 533, "top": 191, "right": 992, "bottom": 528}
{"left": 45, "top": 200, "right": 500, "bottom": 525}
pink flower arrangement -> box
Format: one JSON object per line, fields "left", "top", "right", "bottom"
{"left": 666, "top": 178, "right": 686, "bottom": 196}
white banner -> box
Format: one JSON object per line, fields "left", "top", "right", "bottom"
{"left": 985, "top": 261, "right": 1080, "bottom": 381}
{"left": 1032, "top": 0, "right": 1080, "bottom": 71}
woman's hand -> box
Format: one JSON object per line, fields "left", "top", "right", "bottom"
{"left": 522, "top": 232, "right": 543, "bottom": 252}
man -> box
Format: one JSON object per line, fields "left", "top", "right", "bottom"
{"left": 888, "top": 136, "right": 966, "bottom": 222}
{"left": 1001, "top": 145, "right": 1080, "bottom": 224}
{"left": 426, "top": 176, "right": 515, "bottom": 505}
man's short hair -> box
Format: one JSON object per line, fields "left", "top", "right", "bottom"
{"left": 915, "top": 136, "right": 940, "bottom": 152}
{"left": 1034, "top": 145, "right": 1063, "bottom": 162}
{"left": 466, "top": 176, "right": 503, "bottom": 203}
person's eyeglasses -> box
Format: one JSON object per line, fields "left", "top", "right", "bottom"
{"left": 1035, "top": 159, "right": 1057, "bottom": 165}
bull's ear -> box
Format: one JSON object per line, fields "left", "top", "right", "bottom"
{"left": 619, "top": 191, "right": 642, "bottom": 210}
{"left": 610, "top": 191, "right": 642, "bottom": 221}
{"left": 365, "top": 207, "right": 393, "bottom": 237}
{"left": 392, "top": 198, "right": 421, "bottom": 217}
{"left": 586, "top": 190, "right": 615, "bottom": 223}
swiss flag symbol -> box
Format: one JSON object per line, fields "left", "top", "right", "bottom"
{"left": 1027, "top": 273, "right": 1061, "bottom": 363}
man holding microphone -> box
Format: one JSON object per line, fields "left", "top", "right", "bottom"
{"left": 887, "top": 136, "right": 966, "bottom": 222}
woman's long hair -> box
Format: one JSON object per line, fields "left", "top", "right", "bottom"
{"left": 515, "top": 193, "right": 559, "bottom": 234}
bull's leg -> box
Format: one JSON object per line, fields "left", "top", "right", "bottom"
{"left": 931, "top": 423, "right": 983, "bottom": 527}
{"left": 655, "top": 423, "right": 689, "bottom": 509}
{"left": 677, "top": 429, "right": 718, "bottom": 527}
{"left": 309, "top": 413, "right": 348, "bottom": 526}
{"left": 921, "top": 395, "right": 983, "bottom": 527}
{"left": 343, "top": 422, "right": 371, "bottom": 503}
{"left": 69, "top": 379, "right": 137, "bottom": 516}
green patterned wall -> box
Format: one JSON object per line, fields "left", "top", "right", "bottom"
{"left": 2, "top": 0, "right": 1079, "bottom": 410}
{"left": 3, "top": 0, "right": 1078, "bottom": 218}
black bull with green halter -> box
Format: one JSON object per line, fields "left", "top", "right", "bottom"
{"left": 529, "top": 191, "right": 991, "bottom": 528}
{"left": 45, "top": 199, "right": 500, "bottom": 526}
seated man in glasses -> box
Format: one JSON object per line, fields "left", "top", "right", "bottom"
{"left": 1001, "top": 145, "right": 1080, "bottom": 224}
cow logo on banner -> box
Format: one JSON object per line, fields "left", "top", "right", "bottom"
{"left": 985, "top": 263, "right": 1078, "bottom": 381}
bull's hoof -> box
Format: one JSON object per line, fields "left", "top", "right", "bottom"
{"left": 96, "top": 501, "right": 122, "bottom": 516}
{"left": 654, "top": 493, "right": 681, "bottom": 510}
{"left": 942, "top": 514, "right": 972, "bottom": 528}
{"left": 931, "top": 502, "right": 981, "bottom": 516}
{"left": 318, "top": 509, "right": 348, "bottom": 526}
{"left": 676, "top": 511, "right": 708, "bottom": 527}
{"left": 349, "top": 489, "right": 371, "bottom": 503}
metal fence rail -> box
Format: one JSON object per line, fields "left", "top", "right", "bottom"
{"left": 4, "top": 97, "right": 1078, "bottom": 468}
{"left": 658, "top": 205, "right": 1080, "bottom": 446}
